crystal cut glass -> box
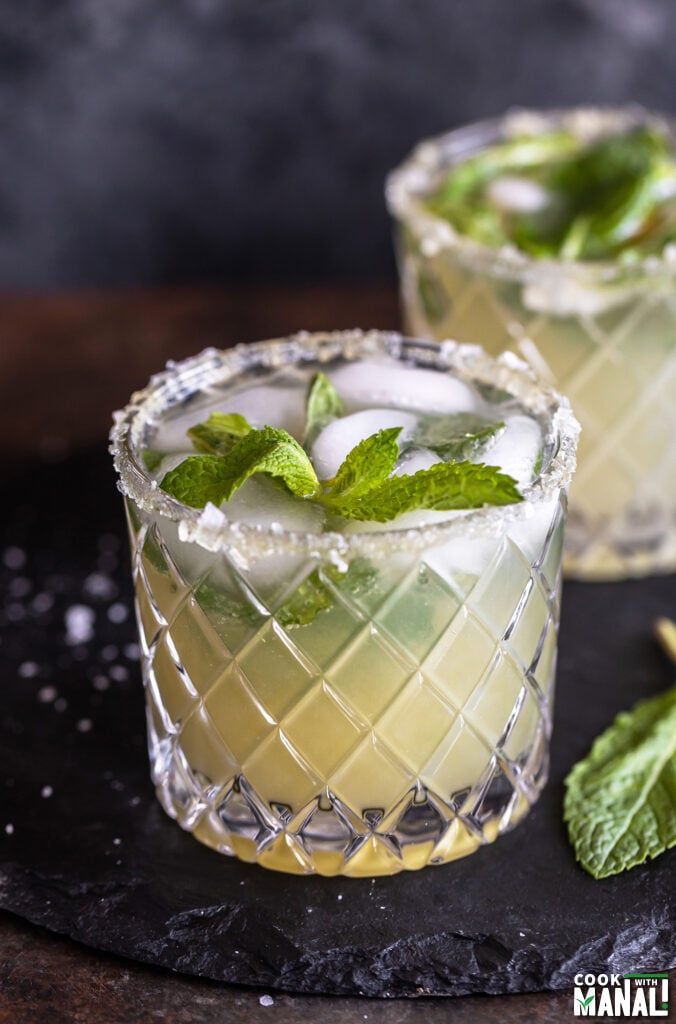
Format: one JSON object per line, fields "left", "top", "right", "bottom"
{"left": 111, "top": 331, "right": 578, "bottom": 876}
{"left": 387, "top": 107, "right": 676, "bottom": 580}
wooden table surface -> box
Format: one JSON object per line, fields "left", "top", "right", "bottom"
{"left": 0, "top": 283, "right": 607, "bottom": 1023}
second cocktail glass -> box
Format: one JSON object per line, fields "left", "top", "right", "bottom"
{"left": 387, "top": 107, "right": 676, "bottom": 579}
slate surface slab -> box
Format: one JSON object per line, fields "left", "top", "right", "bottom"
{"left": 1, "top": 450, "right": 674, "bottom": 998}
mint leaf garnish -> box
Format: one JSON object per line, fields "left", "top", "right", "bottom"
{"left": 277, "top": 558, "right": 378, "bottom": 627}
{"left": 564, "top": 686, "right": 676, "bottom": 879}
{"left": 188, "top": 411, "right": 252, "bottom": 455}
{"left": 304, "top": 371, "right": 345, "bottom": 445}
{"left": 325, "top": 460, "right": 522, "bottom": 522}
{"left": 428, "top": 125, "right": 676, "bottom": 260}
{"left": 141, "top": 450, "right": 164, "bottom": 473}
{"left": 161, "top": 427, "right": 319, "bottom": 508}
{"left": 327, "top": 427, "right": 402, "bottom": 501}
{"left": 417, "top": 413, "right": 504, "bottom": 462}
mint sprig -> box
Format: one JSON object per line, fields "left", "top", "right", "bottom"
{"left": 304, "top": 372, "right": 345, "bottom": 446}
{"left": 159, "top": 374, "right": 524, "bottom": 520}
{"left": 324, "top": 460, "right": 522, "bottom": 522}
{"left": 161, "top": 427, "right": 320, "bottom": 508}
{"left": 417, "top": 413, "right": 504, "bottom": 462}
{"left": 326, "top": 427, "right": 402, "bottom": 501}
{"left": 564, "top": 685, "right": 676, "bottom": 879}
{"left": 188, "top": 411, "right": 252, "bottom": 455}
{"left": 428, "top": 124, "right": 676, "bottom": 260}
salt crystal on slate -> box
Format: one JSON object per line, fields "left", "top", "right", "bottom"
{"left": 107, "top": 603, "right": 128, "bottom": 624}
{"left": 101, "top": 645, "right": 118, "bottom": 661}
{"left": 3, "top": 547, "right": 26, "bottom": 570}
{"left": 64, "top": 605, "right": 95, "bottom": 645}
{"left": 53, "top": 698, "right": 68, "bottom": 712}
{"left": 31, "top": 593, "right": 54, "bottom": 614}
{"left": 93, "top": 676, "right": 110, "bottom": 692}
{"left": 19, "top": 662, "right": 39, "bottom": 679}
{"left": 84, "top": 573, "right": 117, "bottom": 601}
{"left": 76, "top": 718, "right": 93, "bottom": 733}
{"left": 259, "top": 995, "right": 274, "bottom": 1007}
{"left": 41, "top": 786, "right": 53, "bottom": 799}
{"left": 37, "top": 686, "right": 57, "bottom": 703}
{"left": 5, "top": 824, "right": 14, "bottom": 835}
{"left": 109, "top": 665, "right": 129, "bottom": 682}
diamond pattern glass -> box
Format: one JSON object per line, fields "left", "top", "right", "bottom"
{"left": 388, "top": 110, "right": 676, "bottom": 579}
{"left": 112, "top": 333, "right": 577, "bottom": 876}
{"left": 126, "top": 489, "right": 567, "bottom": 876}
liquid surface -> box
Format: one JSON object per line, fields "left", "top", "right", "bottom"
{"left": 146, "top": 357, "right": 544, "bottom": 535}
{"left": 425, "top": 125, "right": 676, "bottom": 262}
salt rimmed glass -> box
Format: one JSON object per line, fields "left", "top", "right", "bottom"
{"left": 387, "top": 106, "right": 676, "bottom": 580}
{"left": 111, "top": 330, "right": 578, "bottom": 877}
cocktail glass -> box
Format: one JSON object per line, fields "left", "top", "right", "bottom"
{"left": 387, "top": 107, "right": 676, "bottom": 579}
{"left": 110, "top": 331, "right": 578, "bottom": 876}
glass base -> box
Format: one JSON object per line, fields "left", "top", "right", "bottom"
{"left": 149, "top": 723, "right": 547, "bottom": 876}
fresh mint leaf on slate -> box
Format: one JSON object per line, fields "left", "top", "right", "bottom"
{"left": 564, "top": 686, "right": 676, "bottom": 879}
{"left": 327, "top": 428, "right": 402, "bottom": 501}
{"left": 188, "top": 412, "right": 252, "bottom": 455}
{"left": 325, "top": 459, "right": 523, "bottom": 522}
{"left": 161, "top": 426, "right": 319, "bottom": 508}
{"left": 304, "top": 372, "right": 345, "bottom": 445}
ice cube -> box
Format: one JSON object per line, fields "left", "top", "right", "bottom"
{"left": 152, "top": 384, "right": 306, "bottom": 452}
{"left": 392, "top": 446, "right": 442, "bottom": 477}
{"left": 478, "top": 415, "right": 542, "bottom": 489}
{"left": 328, "top": 361, "right": 480, "bottom": 414}
{"left": 487, "top": 176, "right": 550, "bottom": 214}
{"left": 221, "top": 478, "right": 325, "bottom": 534}
{"left": 311, "top": 409, "right": 417, "bottom": 480}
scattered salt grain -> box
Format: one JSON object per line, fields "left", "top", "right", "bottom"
{"left": 113, "top": 837, "right": 122, "bottom": 846}
{"left": 76, "top": 718, "right": 93, "bottom": 733}
{"left": 41, "top": 786, "right": 53, "bottom": 799}
{"left": 107, "top": 603, "right": 128, "bottom": 624}
{"left": 109, "top": 665, "right": 129, "bottom": 683}
{"left": 93, "top": 676, "right": 110, "bottom": 692}
{"left": 5, "top": 824, "right": 14, "bottom": 835}
{"left": 6, "top": 604, "right": 26, "bottom": 622}
{"left": 65, "top": 605, "right": 95, "bottom": 645}
{"left": 3, "top": 547, "right": 26, "bottom": 570}
{"left": 31, "top": 593, "right": 54, "bottom": 614}
{"left": 101, "top": 645, "right": 118, "bottom": 662}
{"left": 19, "top": 662, "right": 39, "bottom": 679}
{"left": 84, "top": 572, "right": 117, "bottom": 601}
{"left": 37, "top": 686, "right": 57, "bottom": 703}
{"left": 124, "top": 643, "right": 140, "bottom": 660}
{"left": 259, "top": 995, "right": 274, "bottom": 1007}
{"left": 54, "top": 698, "right": 68, "bottom": 712}
{"left": 9, "top": 577, "right": 31, "bottom": 598}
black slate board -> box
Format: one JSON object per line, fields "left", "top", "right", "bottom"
{"left": 1, "top": 450, "right": 674, "bottom": 998}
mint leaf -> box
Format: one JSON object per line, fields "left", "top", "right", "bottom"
{"left": 327, "top": 427, "right": 402, "bottom": 501}
{"left": 188, "top": 411, "right": 252, "bottom": 455}
{"left": 141, "top": 450, "right": 164, "bottom": 473}
{"left": 161, "top": 426, "right": 319, "bottom": 508}
{"left": 277, "top": 558, "right": 378, "bottom": 628}
{"left": 417, "top": 413, "right": 504, "bottom": 462}
{"left": 564, "top": 686, "right": 676, "bottom": 879}
{"left": 304, "top": 372, "right": 345, "bottom": 445}
{"left": 327, "top": 460, "right": 523, "bottom": 522}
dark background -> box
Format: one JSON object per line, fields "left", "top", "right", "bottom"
{"left": 1, "top": 0, "right": 675, "bottom": 290}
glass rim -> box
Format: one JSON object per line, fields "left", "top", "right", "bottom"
{"left": 109, "top": 330, "right": 579, "bottom": 562}
{"left": 386, "top": 104, "right": 676, "bottom": 285}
